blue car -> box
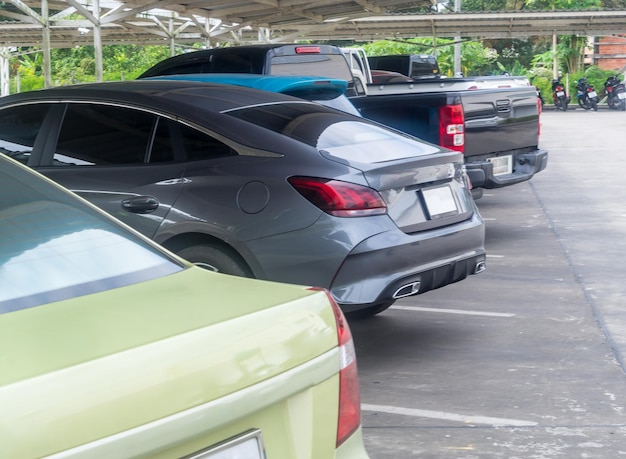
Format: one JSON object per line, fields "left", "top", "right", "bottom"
{"left": 142, "top": 73, "right": 362, "bottom": 116}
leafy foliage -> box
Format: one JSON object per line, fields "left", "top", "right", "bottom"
{"left": 8, "top": 45, "right": 172, "bottom": 91}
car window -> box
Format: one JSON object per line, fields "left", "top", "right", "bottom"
{"left": 269, "top": 54, "right": 353, "bottom": 81}
{"left": 0, "top": 104, "right": 50, "bottom": 165}
{"left": 0, "top": 158, "right": 183, "bottom": 313}
{"left": 210, "top": 53, "right": 256, "bottom": 73}
{"left": 178, "top": 123, "right": 237, "bottom": 161}
{"left": 53, "top": 104, "right": 170, "bottom": 166}
{"left": 225, "top": 102, "right": 439, "bottom": 162}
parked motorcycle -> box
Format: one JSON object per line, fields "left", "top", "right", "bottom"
{"left": 551, "top": 77, "right": 569, "bottom": 111}
{"left": 604, "top": 74, "right": 626, "bottom": 111}
{"left": 576, "top": 77, "right": 598, "bottom": 111}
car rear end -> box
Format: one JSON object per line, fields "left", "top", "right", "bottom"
{"left": 461, "top": 87, "right": 548, "bottom": 189}
{"left": 2, "top": 274, "right": 367, "bottom": 459}
{"left": 223, "top": 102, "right": 486, "bottom": 315}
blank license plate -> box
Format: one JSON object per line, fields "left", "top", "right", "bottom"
{"left": 422, "top": 185, "right": 458, "bottom": 218}
{"left": 556, "top": 91, "right": 565, "bottom": 97}
{"left": 618, "top": 93, "right": 626, "bottom": 100}
{"left": 187, "top": 430, "right": 264, "bottom": 459}
{"left": 487, "top": 155, "right": 512, "bottom": 176}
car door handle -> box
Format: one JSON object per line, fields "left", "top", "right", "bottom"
{"left": 121, "top": 196, "right": 159, "bottom": 214}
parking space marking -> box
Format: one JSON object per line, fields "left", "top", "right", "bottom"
{"left": 390, "top": 306, "right": 515, "bottom": 317}
{"left": 362, "top": 404, "right": 538, "bottom": 427}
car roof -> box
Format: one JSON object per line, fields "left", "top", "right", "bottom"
{"left": 0, "top": 80, "right": 313, "bottom": 118}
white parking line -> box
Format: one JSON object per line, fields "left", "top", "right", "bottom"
{"left": 390, "top": 306, "right": 515, "bottom": 317}
{"left": 362, "top": 404, "right": 538, "bottom": 427}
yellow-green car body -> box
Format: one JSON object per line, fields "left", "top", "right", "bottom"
{"left": 0, "top": 155, "right": 368, "bottom": 459}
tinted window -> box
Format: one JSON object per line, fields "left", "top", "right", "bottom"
{"left": 0, "top": 104, "right": 50, "bottom": 164}
{"left": 156, "top": 61, "right": 206, "bottom": 75}
{"left": 53, "top": 104, "right": 159, "bottom": 166}
{"left": 225, "top": 102, "right": 338, "bottom": 143}
{"left": 210, "top": 53, "right": 258, "bottom": 73}
{"left": 178, "top": 123, "right": 237, "bottom": 161}
{"left": 0, "top": 158, "right": 182, "bottom": 313}
{"left": 269, "top": 54, "right": 353, "bottom": 81}
{"left": 368, "top": 56, "right": 406, "bottom": 74}
{"left": 410, "top": 57, "right": 440, "bottom": 79}
{"left": 226, "top": 103, "right": 439, "bottom": 162}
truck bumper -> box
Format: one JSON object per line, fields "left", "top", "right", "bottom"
{"left": 466, "top": 148, "right": 548, "bottom": 189}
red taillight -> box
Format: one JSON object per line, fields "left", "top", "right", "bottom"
{"left": 295, "top": 46, "right": 321, "bottom": 54}
{"left": 309, "top": 287, "right": 361, "bottom": 447}
{"left": 288, "top": 176, "right": 387, "bottom": 217}
{"left": 439, "top": 104, "right": 465, "bottom": 153}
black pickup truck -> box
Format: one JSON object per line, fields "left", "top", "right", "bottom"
{"left": 350, "top": 84, "right": 548, "bottom": 198}
{"left": 140, "top": 44, "right": 547, "bottom": 197}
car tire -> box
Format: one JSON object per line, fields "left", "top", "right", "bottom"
{"left": 344, "top": 301, "right": 395, "bottom": 320}
{"left": 176, "top": 243, "right": 253, "bottom": 277}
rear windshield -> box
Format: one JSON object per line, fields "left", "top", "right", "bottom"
{"left": 269, "top": 54, "right": 353, "bottom": 81}
{"left": 224, "top": 103, "right": 439, "bottom": 163}
{"left": 0, "top": 160, "right": 182, "bottom": 313}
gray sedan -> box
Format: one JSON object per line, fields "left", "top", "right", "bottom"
{"left": 0, "top": 80, "right": 485, "bottom": 317}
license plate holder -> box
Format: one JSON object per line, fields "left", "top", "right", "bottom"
{"left": 618, "top": 92, "right": 626, "bottom": 100}
{"left": 421, "top": 185, "right": 458, "bottom": 219}
{"left": 487, "top": 154, "right": 513, "bottom": 176}
{"left": 186, "top": 430, "right": 265, "bottom": 459}
{"left": 556, "top": 90, "right": 565, "bottom": 97}
{"left": 589, "top": 90, "right": 597, "bottom": 98}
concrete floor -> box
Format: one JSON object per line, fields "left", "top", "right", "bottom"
{"left": 352, "top": 109, "right": 626, "bottom": 458}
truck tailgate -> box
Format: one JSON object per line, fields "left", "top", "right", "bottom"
{"left": 462, "top": 86, "right": 540, "bottom": 157}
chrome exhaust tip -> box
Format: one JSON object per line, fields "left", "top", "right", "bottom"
{"left": 474, "top": 261, "right": 487, "bottom": 274}
{"left": 393, "top": 281, "right": 421, "bottom": 299}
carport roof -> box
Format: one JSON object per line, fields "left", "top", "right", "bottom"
{"left": 2, "top": 1, "right": 626, "bottom": 48}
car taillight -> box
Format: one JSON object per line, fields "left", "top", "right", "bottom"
{"left": 309, "top": 287, "right": 361, "bottom": 447}
{"left": 288, "top": 176, "right": 387, "bottom": 217}
{"left": 439, "top": 104, "right": 465, "bottom": 153}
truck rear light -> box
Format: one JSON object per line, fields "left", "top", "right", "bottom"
{"left": 439, "top": 104, "right": 465, "bottom": 153}
{"left": 288, "top": 176, "right": 387, "bottom": 217}
{"left": 308, "top": 287, "right": 361, "bottom": 447}
{"left": 295, "top": 46, "right": 321, "bottom": 54}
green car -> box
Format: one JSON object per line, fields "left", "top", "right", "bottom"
{"left": 0, "top": 154, "right": 369, "bottom": 458}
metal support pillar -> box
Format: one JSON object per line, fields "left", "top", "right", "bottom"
{"left": 0, "top": 48, "right": 9, "bottom": 96}
{"left": 93, "top": 0, "right": 103, "bottom": 82}
{"left": 42, "top": 0, "right": 51, "bottom": 88}
{"left": 454, "top": 0, "right": 462, "bottom": 76}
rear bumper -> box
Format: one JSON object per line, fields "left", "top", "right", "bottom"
{"left": 466, "top": 148, "right": 548, "bottom": 189}
{"left": 330, "top": 212, "right": 486, "bottom": 312}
